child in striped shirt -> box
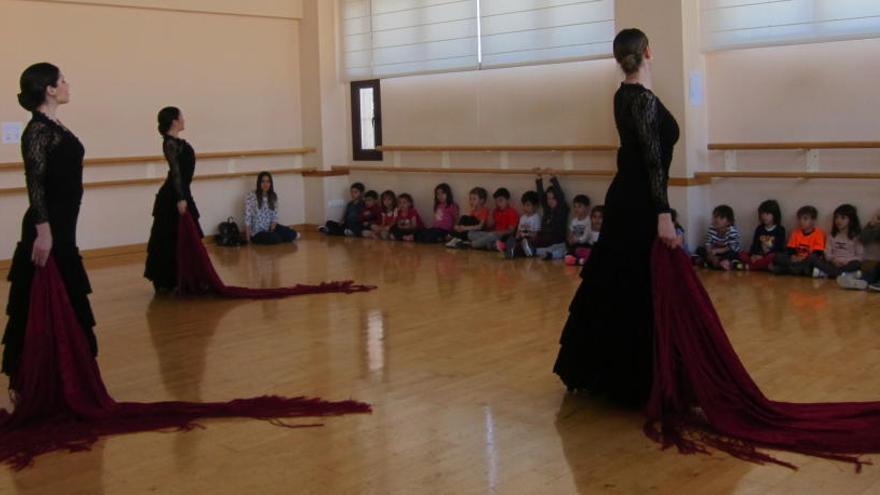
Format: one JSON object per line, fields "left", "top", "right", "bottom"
{"left": 698, "top": 205, "right": 743, "bottom": 271}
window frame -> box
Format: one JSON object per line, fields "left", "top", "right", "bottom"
{"left": 350, "top": 79, "right": 383, "bottom": 161}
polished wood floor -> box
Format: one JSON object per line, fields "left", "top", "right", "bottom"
{"left": 2, "top": 234, "right": 880, "bottom": 494}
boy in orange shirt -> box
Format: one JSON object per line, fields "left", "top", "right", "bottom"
{"left": 771, "top": 205, "right": 826, "bottom": 276}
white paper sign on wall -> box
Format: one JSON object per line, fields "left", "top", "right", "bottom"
{"left": 688, "top": 71, "right": 704, "bottom": 107}
{"left": 2, "top": 122, "right": 23, "bottom": 144}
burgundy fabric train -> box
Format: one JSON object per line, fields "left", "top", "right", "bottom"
{"left": 646, "top": 239, "right": 880, "bottom": 471}
{"left": 0, "top": 257, "right": 371, "bottom": 470}
{"left": 177, "top": 212, "right": 374, "bottom": 297}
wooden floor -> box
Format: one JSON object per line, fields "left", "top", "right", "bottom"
{"left": 2, "top": 234, "right": 880, "bottom": 495}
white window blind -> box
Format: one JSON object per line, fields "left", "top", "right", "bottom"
{"left": 479, "top": 0, "right": 615, "bottom": 68}
{"left": 343, "top": 0, "right": 479, "bottom": 80}
{"left": 341, "top": 0, "right": 616, "bottom": 80}
{"left": 343, "top": 0, "right": 374, "bottom": 80}
{"left": 702, "top": 0, "right": 880, "bottom": 52}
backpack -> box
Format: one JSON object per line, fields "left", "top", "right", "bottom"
{"left": 215, "top": 217, "right": 246, "bottom": 247}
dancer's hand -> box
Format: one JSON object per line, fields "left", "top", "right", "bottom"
{"left": 177, "top": 200, "right": 187, "bottom": 215}
{"left": 658, "top": 213, "right": 681, "bottom": 249}
{"left": 32, "top": 223, "right": 52, "bottom": 267}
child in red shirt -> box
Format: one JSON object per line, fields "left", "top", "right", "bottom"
{"left": 389, "top": 193, "right": 423, "bottom": 242}
{"left": 468, "top": 188, "right": 518, "bottom": 250}
{"left": 369, "top": 190, "right": 397, "bottom": 240}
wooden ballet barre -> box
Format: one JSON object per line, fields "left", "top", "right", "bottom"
{"left": 694, "top": 171, "right": 880, "bottom": 180}
{"left": 332, "top": 165, "right": 709, "bottom": 186}
{"left": 0, "top": 147, "right": 316, "bottom": 171}
{"left": 0, "top": 167, "right": 316, "bottom": 195}
{"left": 333, "top": 165, "right": 615, "bottom": 176}
{"left": 377, "top": 144, "right": 617, "bottom": 152}
{"left": 708, "top": 141, "right": 880, "bottom": 151}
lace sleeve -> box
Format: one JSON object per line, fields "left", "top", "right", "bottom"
{"left": 22, "top": 121, "right": 58, "bottom": 224}
{"left": 163, "top": 138, "right": 185, "bottom": 201}
{"left": 631, "top": 91, "right": 671, "bottom": 214}
{"left": 244, "top": 192, "right": 256, "bottom": 230}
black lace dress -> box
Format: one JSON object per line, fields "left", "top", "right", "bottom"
{"left": 3, "top": 112, "right": 97, "bottom": 378}
{"left": 144, "top": 135, "right": 202, "bottom": 291}
{"left": 553, "top": 83, "right": 680, "bottom": 406}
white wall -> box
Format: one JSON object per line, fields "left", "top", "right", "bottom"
{"left": 703, "top": 37, "right": 880, "bottom": 244}
{"left": 0, "top": 0, "right": 306, "bottom": 258}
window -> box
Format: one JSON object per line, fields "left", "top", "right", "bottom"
{"left": 702, "top": 0, "right": 880, "bottom": 51}
{"left": 351, "top": 79, "right": 383, "bottom": 161}
{"left": 341, "top": 0, "right": 615, "bottom": 80}
{"left": 479, "top": 0, "right": 615, "bottom": 69}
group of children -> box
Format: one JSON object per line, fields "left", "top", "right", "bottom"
{"left": 318, "top": 181, "right": 880, "bottom": 293}
{"left": 319, "top": 176, "right": 604, "bottom": 266}
{"left": 694, "top": 200, "right": 880, "bottom": 292}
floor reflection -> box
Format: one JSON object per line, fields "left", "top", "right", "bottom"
{"left": 146, "top": 296, "right": 249, "bottom": 400}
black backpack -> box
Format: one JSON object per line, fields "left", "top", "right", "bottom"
{"left": 215, "top": 217, "right": 246, "bottom": 247}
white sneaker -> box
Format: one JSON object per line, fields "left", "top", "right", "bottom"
{"left": 837, "top": 273, "right": 868, "bottom": 290}
{"left": 293, "top": 231, "right": 301, "bottom": 241}
{"left": 812, "top": 267, "right": 827, "bottom": 279}
{"left": 344, "top": 229, "right": 354, "bottom": 237}
{"left": 445, "top": 238, "right": 461, "bottom": 248}
{"left": 521, "top": 238, "right": 534, "bottom": 257}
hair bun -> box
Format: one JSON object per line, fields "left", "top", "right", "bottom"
{"left": 17, "top": 92, "right": 37, "bottom": 112}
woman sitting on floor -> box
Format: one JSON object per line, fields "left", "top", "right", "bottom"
{"left": 244, "top": 171, "right": 299, "bottom": 244}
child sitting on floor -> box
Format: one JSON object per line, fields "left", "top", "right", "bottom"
{"left": 811, "top": 204, "right": 862, "bottom": 278}
{"left": 357, "top": 190, "right": 381, "bottom": 238}
{"left": 771, "top": 205, "right": 826, "bottom": 276}
{"left": 468, "top": 188, "right": 519, "bottom": 250}
{"left": 498, "top": 191, "right": 541, "bottom": 259}
{"left": 319, "top": 182, "right": 365, "bottom": 236}
{"left": 446, "top": 187, "right": 489, "bottom": 249}
{"left": 697, "top": 205, "right": 743, "bottom": 271}
{"left": 370, "top": 190, "right": 397, "bottom": 240}
{"left": 838, "top": 209, "right": 880, "bottom": 291}
{"left": 745, "top": 199, "right": 786, "bottom": 271}
{"left": 389, "top": 193, "right": 423, "bottom": 242}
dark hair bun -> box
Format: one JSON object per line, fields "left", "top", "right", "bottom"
{"left": 157, "top": 106, "right": 181, "bottom": 136}
{"left": 18, "top": 63, "right": 61, "bottom": 112}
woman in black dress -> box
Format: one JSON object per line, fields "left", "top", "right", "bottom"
{"left": 553, "top": 29, "right": 681, "bottom": 406}
{"left": 144, "top": 106, "right": 202, "bottom": 292}
{"left": 3, "top": 63, "right": 97, "bottom": 382}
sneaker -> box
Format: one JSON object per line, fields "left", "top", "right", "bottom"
{"left": 505, "top": 241, "right": 517, "bottom": 259}
{"left": 344, "top": 229, "right": 354, "bottom": 237}
{"left": 812, "top": 267, "right": 828, "bottom": 279}
{"left": 446, "top": 238, "right": 461, "bottom": 249}
{"left": 521, "top": 239, "right": 534, "bottom": 257}
{"left": 293, "top": 231, "right": 301, "bottom": 241}
{"left": 318, "top": 226, "right": 328, "bottom": 234}
{"left": 837, "top": 273, "right": 868, "bottom": 290}
{"left": 732, "top": 260, "right": 745, "bottom": 271}
{"left": 869, "top": 283, "right": 880, "bottom": 292}
{"left": 564, "top": 255, "right": 577, "bottom": 266}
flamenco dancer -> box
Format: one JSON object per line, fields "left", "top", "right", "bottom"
{"left": 144, "top": 106, "right": 201, "bottom": 293}
{"left": 555, "top": 29, "right": 880, "bottom": 470}
{"left": 144, "top": 106, "right": 371, "bottom": 297}
{"left": 0, "top": 63, "right": 371, "bottom": 470}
